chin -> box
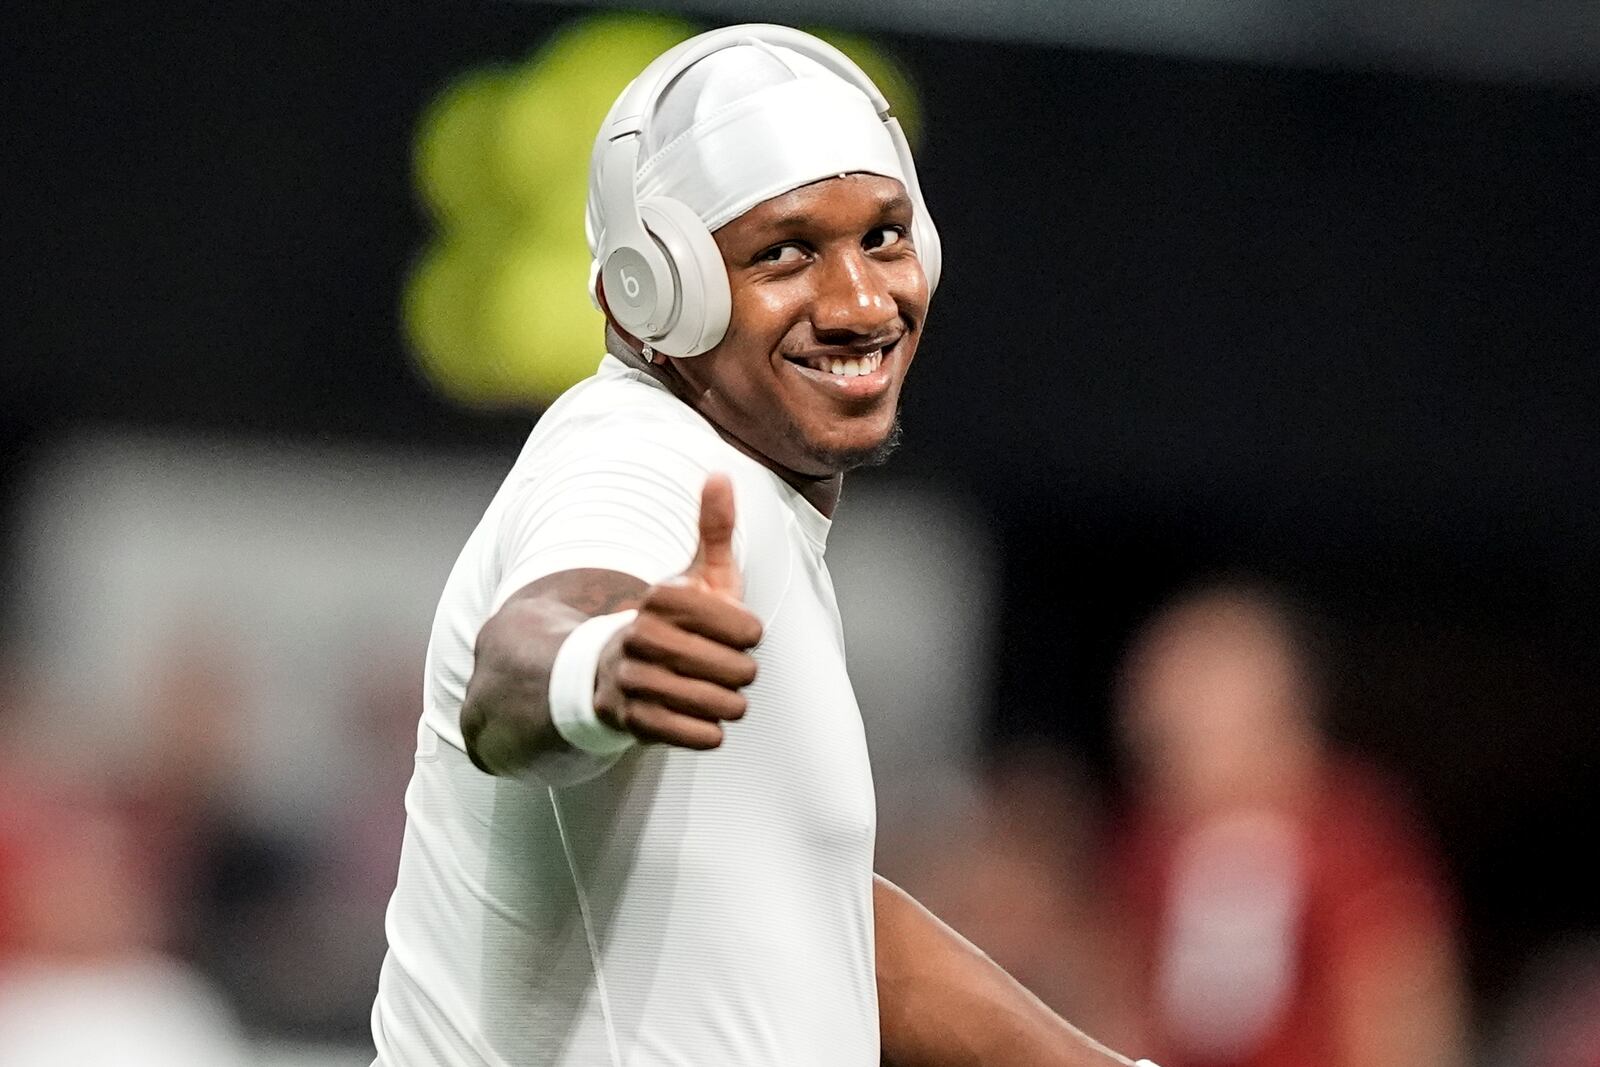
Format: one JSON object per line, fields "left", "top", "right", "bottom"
{"left": 807, "top": 412, "right": 904, "bottom": 473}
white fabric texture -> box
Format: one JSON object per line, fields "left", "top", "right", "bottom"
{"left": 587, "top": 41, "right": 906, "bottom": 254}
{"left": 372, "top": 355, "right": 880, "bottom": 1065}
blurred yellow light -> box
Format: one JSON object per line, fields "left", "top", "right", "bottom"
{"left": 403, "top": 241, "right": 495, "bottom": 405}
{"left": 494, "top": 15, "right": 695, "bottom": 216}
{"left": 479, "top": 241, "right": 606, "bottom": 403}
{"left": 414, "top": 68, "right": 518, "bottom": 237}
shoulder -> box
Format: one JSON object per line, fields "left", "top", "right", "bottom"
{"left": 496, "top": 356, "right": 798, "bottom": 603}
{"left": 519, "top": 359, "right": 793, "bottom": 527}
{"left": 1317, "top": 756, "right": 1431, "bottom": 846}
{"left": 522, "top": 359, "right": 726, "bottom": 481}
{"left": 1311, "top": 756, "right": 1452, "bottom": 905}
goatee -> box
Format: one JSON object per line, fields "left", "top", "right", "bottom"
{"left": 823, "top": 410, "right": 904, "bottom": 473}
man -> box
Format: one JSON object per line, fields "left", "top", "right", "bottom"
{"left": 1109, "top": 580, "right": 1464, "bottom": 1067}
{"left": 372, "top": 25, "right": 1146, "bottom": 1066}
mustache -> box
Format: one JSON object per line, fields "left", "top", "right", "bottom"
{"left": 783, "top": 324, "right": 911, "bottom": 359}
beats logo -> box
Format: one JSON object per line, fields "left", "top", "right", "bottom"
{"left": 605, "top": 247, "right": 653, "bottom": 312}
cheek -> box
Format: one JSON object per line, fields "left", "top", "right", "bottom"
{"left": 727, "top": 280, "right": 805, "bottom": 340}
{"left": 683, "top": 310, "right": 790, "bottom": 410}
{"left": 892, "top": 263, "right": 931, "bottom": 321}
{"left": 709, "top": 288, "right": 807, "bottom": 398}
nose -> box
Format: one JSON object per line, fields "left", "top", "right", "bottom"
{"left": 809, "top": 247, "right": 898, "bottom": 339}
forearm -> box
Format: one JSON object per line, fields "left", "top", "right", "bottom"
{"left": 460, "top": 597, "right": 581, "bottom": 777}
{"left": 875, "top": 875, "right": 1133, "bottom": 1067}
{"left": 461, "top": 568, "right": 644, "bottom": 778}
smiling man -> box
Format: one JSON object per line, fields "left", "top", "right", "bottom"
{"left": 371, "top": 24, "right": 1144, "bottom": 1067}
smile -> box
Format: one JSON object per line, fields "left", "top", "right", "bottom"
{"left": 794, "top": 350, "right": 883, "bottom": 377}
{"left": 782, "top": 338, "right": 900, "bottom": 400}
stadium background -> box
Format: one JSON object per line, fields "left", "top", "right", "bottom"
{"left": 3, "top": 1, "right": 1598, "bottom": 1063}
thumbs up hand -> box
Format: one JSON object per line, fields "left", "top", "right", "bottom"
{"left": 593, "top": 475, "right": 764, "bottom": 750}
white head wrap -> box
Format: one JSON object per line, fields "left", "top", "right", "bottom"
{"left": 586, "top": 40, "right": 908, "bottom": 261}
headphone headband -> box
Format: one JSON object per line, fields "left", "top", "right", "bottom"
{"left": 605, "top": 25, "right": 893, "bottom": 142}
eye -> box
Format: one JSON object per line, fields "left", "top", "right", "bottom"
{"left": 864, "top": 225, "right": 907, "bottom": 251}
{"left": 756, "top": 243, "right": 807, "bottom": 265}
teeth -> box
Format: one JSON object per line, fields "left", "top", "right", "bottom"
{"left": 811, "top": 351, "right": 884, "bottom": 377}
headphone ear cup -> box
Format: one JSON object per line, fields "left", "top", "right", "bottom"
{"left": 638, "top": 197, "right": 730, "bottom": 357}
{"left": 914, "top": 214, "right": 942, "bottom": 293}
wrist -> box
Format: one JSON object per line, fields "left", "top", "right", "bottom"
{"left": 548, "top": 610, "right": 639, "bottom": 756}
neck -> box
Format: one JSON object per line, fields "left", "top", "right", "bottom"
{"left": 660, "top": 366, "right": 844, "bottom": 519}
{"left": 708, "top": 420, "right": 843, "bottom": 518}
{"left": 606, "top": 327, "right": 842, "bottom": 518}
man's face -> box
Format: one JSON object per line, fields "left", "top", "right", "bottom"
{"left": 1119, "top": 599, "right": 1319, "bottom": 815}
{"left": 666, "top": 173, "right": 929, "bottom": 479}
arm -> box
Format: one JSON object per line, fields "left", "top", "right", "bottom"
{"left": 1329, "top": 870, "right": 1467, "bottom": 1067}
{"left": 1334, "top": 920, "right": 1465, "bottom": 1067}
{"left": 461, "top": 567, "right": 642, "bottom": 777}
{"left": 875, "top": 875, "right": 1136, "bottom": 1067}
{"left": 463, "top": 475, "right": 762, "bottom": 782}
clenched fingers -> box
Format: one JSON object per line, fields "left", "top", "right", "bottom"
{"left": 609, "top": 661, "right": 747, "bottom": 722}
{"left": 612, "top": 700, "right": 725, "bottom": 750}
{"left": 642, "top": 582, "right": 763, "bottom": 650}
{"left": 622, "top": 612, "right": 759, "bottom": 688}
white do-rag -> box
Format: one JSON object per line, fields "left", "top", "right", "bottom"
{"left": 586, "top": 39, "right": 908, "bottom": 267}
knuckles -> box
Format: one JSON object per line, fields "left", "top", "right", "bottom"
{"left": 640, "top": 581, "right": 690, "bottom": 613}
{"left": 611, "top": 658, "right": 648, "bottom": 695}
{"left": 620, "top": 612, "right": 663, "bottom": 656}
{"left": 639, "top": 583, "right": 765, "bottom": 651}
{"left": 734, "top": 617, "right": 764, "bottom": 650}
{"left": 601, "top": 586, "right": 762, "bottom": 745}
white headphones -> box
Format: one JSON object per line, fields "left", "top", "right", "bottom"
{"left": 591, "top": 23, "right": 942, "bottom": 358}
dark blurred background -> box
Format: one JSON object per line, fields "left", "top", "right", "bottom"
{"left": 4, "top": 2, "right": 1598, "bottom": 1064}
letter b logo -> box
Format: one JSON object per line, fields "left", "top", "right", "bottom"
{"left": 605, "top": 249, "right": 654, "bottom": 312}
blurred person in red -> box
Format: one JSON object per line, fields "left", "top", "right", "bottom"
{"left": 0, "top": 630, "right": 279, "bottom": 1059}
{"left": 0, "top": 774, "right": 250, "bottom": 1064}
{"left": 1107, "top": 579, "right": 1466, "bottom": 1067}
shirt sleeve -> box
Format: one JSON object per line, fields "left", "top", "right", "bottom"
{"left": 491, "top": 424, "right": 745, "bottom": 613}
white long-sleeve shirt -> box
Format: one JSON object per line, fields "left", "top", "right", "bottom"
{"left": 371, "top": 355, "right": 879, "bottom": 1065}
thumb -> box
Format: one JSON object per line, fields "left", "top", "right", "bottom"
{"left": 685, "top": 473, "right": 741, "bottom": 598}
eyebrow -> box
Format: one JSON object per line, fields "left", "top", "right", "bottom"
{"left": 748, "top": 191, "right": 914, "bottom": 238}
